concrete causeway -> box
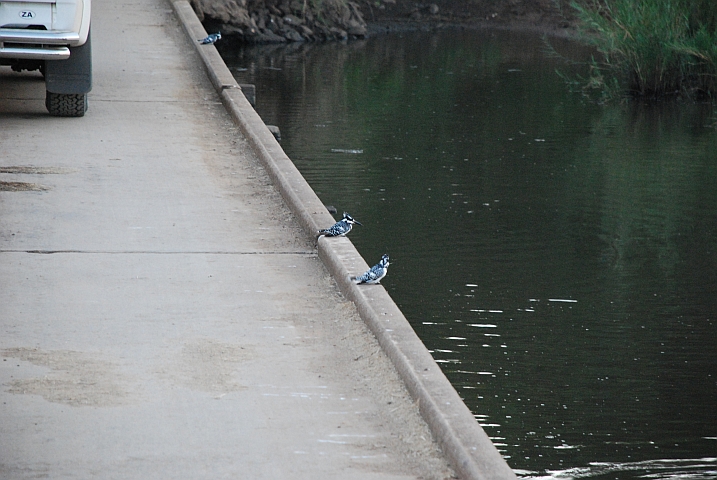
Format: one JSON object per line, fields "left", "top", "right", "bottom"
{"left": 0, "top": 1, "right": 516, "bottom": 478}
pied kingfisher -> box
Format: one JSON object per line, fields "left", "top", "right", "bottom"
{"left": 199, "top": 33, "right": 221, "bottom": 45}
{"left": 317, "top": 212, "right": 362, "bottom": 238}
{"left": 351, "top": 254, "right": 390, "bottom": 284}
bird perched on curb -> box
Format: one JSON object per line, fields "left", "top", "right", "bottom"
{"left": 351, "top": 254, "right": 390, "bottom": 284}
{"left": 317, "top": 212, "right": 362, "bottom": 238}
{"left": 199, "top": 33, "right": 221, "bottom": 45}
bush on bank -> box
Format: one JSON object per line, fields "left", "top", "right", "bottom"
{"left": 572, "top": 0, "right": 717, "bottom": 100}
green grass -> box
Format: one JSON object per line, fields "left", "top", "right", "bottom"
{"left": 570, "top": 0, "right": 717, "bottom": 100}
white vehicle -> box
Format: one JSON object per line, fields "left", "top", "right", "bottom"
{"left": 0, "top": 0, "right": 91, "bottom": 116}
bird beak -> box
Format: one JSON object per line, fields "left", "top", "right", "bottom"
{"left": 355, "top": 220, "right": 363, "bottom": 226}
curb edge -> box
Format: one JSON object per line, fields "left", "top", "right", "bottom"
{"left": 170, "top": 3, "right": 517, "bottom": 478}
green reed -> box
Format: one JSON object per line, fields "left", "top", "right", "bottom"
{"left": 571, "top": 0, "right": 717, "bottom": 99}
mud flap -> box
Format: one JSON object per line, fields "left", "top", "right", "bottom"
{"left": 45, "top": 29, "right": 92, "bottom": 94}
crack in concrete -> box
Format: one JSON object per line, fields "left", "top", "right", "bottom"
{"left": 0, "top": 250, "right": 317, "bottom": 255}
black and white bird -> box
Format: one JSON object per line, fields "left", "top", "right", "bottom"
{"left": 351, "top": 254, "right": 390, "bottom": 284}
{"left": 317, "top": 212, "right": 362, "bottom": 238}
{"left": 199, "top": 33, "right": 221, "bottom": 44}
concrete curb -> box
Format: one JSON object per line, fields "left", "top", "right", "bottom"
{"left": 170, "top": 3, "right": 517, "bottom": 478}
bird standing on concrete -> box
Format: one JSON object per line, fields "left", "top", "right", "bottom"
{"left": 199, "top": 33, "right": 221, "bottom": 45}
{"left": 351, "top": 254, "right": 390, "bottom": 284}
{"left": 318, "top": 212, "right": 362, "bottom": 238}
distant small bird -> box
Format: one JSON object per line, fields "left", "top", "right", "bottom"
{"left": 199, "top": 33, "right": 221, "bottom": 44}
{"left": 351, "top": 254, "right": 390, "bottom": 284}
{"left": 317, "top": 212, "right": 362, "bottom": 238}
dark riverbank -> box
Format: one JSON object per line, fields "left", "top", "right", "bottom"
{"left": 362, "top": 0, "right": 577, "bottom": 37}
{"left": 192, "top": 0, "right": 578, "bottom": 44}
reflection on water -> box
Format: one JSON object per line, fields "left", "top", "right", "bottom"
{"left": 219, "top": 29, "right": 717, "bottom": 479}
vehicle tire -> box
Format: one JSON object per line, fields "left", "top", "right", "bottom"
{"left": 45, "top": 91, "right": 88, "bottom": 117}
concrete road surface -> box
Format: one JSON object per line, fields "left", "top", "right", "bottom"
{"left": 0, "top": 1, "right": 456, "bottom": 478}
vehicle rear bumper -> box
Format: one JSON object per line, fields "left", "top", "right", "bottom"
{"left": 0, "top": 29, "right": 79, "bottom": 59}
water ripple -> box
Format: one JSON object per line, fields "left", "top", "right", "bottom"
{"left": 523, "top": 457, "right": 717, "bottom": 480}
